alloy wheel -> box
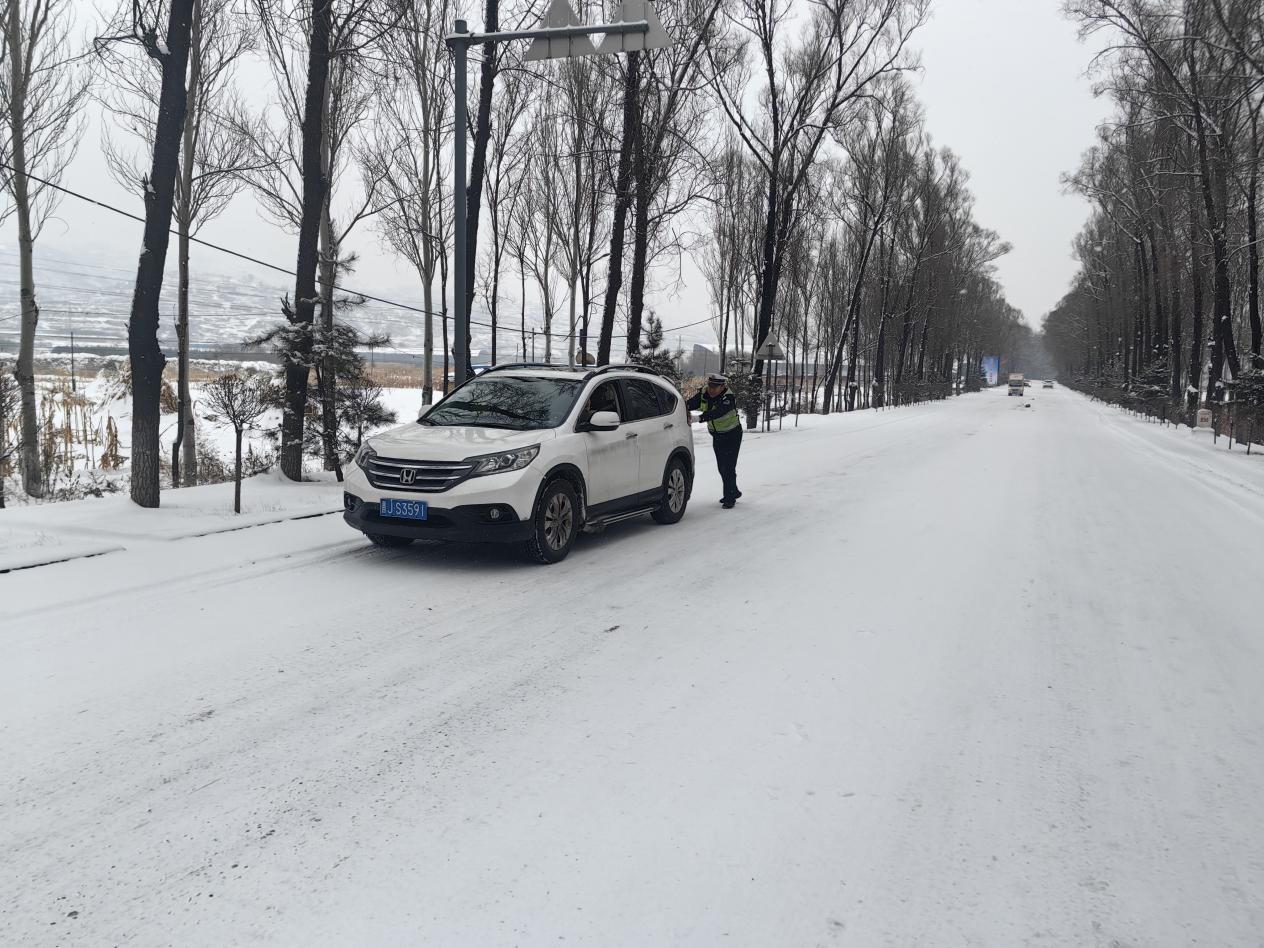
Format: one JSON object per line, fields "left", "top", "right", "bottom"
{"left": 543, "top": 492, "right": 574, "bottom": 551}
{"left": 667, "top": 467, "right": 686, "bottom": 513}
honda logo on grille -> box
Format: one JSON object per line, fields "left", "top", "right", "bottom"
{"left": 400, "top": 468, "right": 417, "bottom": 486}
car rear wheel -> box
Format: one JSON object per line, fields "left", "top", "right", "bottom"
{"left": 525, "top": 480, "right": 579, "bottom": 564}
{"left": 651, "top": 457, "right": 690, "bottom": 525}
{"left": 366, "top": 532, "right": 414, "bottom": 549}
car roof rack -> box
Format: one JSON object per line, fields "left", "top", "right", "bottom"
{"left": 478, "top": 362, "right": 586, "bottom": 375}
{"left": 584, "top": 363, "right": 667, "bottom": 381}
{"left": 475, "top": 361, "right": 669, "bottom": 382}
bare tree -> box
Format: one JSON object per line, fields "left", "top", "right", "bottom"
{"left": 1068, "top": 0, "right": 1253, "bottom": 398}
{"left": 100, "top": 0, "right": 253, "bottom": 488}
{"left": 709, "top": 0, "right": 927, "bottom": 424}
{"left": 544, "top": 52, "right": 614, "bottom": 366}
{"left": 242, "top": 0, "right": 392, "bottom": 480}
{"left": 0, "top": 363, "right": 17, "bottom": 508}
{"left": 202, "top": 371, "right": 270, "bottom": 513}
{"left": 0, "top": 0, "right": 89, "bottom": 498}
{"left": 364, "top": 0, "right": 453, "bottom": 403}
{"left": 593, "top": 0, "right": 725, "bottom": 363}
{"left": 516, "top": 140, "right": 562, "bottom": 363}
{"left": 478, "top": 62, "right": 530, "bottom": 364}
{"left": 96, "top": 0, "right": 197, "bottom": 508}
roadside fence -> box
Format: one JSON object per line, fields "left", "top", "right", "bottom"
{"left": 1068, "top": 380, "right": 1264, "bottom": 455}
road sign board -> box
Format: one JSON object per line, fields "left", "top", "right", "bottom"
{"left": 525, "top": 0, "right": 598, "bottom": 60}
{"left": 755, "top": 337, "right": 786, "bottom": 360}
{"left": 597, "top": 0, "right": 673, "bottom": 53}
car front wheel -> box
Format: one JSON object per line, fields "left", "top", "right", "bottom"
{"left": 525, "top": 479, "right": 579, "bottom": 564}
{"left": 651, "top": 457, "right": 690, "bottom": 525}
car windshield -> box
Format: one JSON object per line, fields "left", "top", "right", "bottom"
{"left": 423, "top": 376, "right": 584, "bottom": 431}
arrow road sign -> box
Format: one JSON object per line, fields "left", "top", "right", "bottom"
{"left": 525, "top": 0, "right": 599, "bottom": 60}
{"left": 597, "top": 0, "right": 673, "bottom": 53}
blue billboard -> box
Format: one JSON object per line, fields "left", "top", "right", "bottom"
{"left": 981, "top": 356, "right": 1000, "bottom": 387}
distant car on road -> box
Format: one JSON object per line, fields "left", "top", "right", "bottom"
{"left": 1043, "top": 380, "right": 1055, "bottom": 389}
{"left": 343, "top": 364, "right": 695, "bottom": 563}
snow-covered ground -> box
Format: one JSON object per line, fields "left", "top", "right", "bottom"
{"left": 1, "top": 368, "right": 430, "bottom": 506}
{"left": 4, "top": 387, "right": 1264, "bottom": 946}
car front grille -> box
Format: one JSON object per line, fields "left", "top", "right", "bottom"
{"left": 366, "top": 456, "right": 474, "bottom": 493}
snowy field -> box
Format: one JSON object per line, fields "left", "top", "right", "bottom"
{"left": 0, "top": 364, "right": 430, "bottom": 505}
{"left": 4, "top": 386, "right": 1264, "bottom": 946}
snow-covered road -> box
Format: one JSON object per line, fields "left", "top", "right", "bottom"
{"left": 5, "top": 387, "right": 1264, "bottom": 947}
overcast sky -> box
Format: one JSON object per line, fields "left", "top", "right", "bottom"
{"left": 914, "top": 0, "right": 1106, "bottom": 327}
{"left": 23, "top": 0, "right": 1109, "bottom": 345}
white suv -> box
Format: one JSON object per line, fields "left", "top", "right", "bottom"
{"left": 343, "top": 364, "right": 695, "bottom": 563}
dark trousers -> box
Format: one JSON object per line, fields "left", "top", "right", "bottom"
{"left": 711, "top": 428, "right": 742, "bottom": 501}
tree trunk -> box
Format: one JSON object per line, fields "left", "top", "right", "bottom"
{"left": 1147, "top": 230, "right": 1165, "bottom": 358}
{"left": 280, "top": 0, "right": 331, "bottom": 481}
{"left": 441, "top": 249, "right": 450, "bottom": 389}
{"left": 1186, "top": 34, "right": 1240, "bottom": 395}
{"left": 1210, "top": 154, "right": 1241, "bottom": 384}
{"left": 626, "top": 160, "right": 650, "bottom": 356}
{"left": 490, "top": 263, "right": 500, "bottom": 365}
{"left": 873, "top": 315, "right": 888, "bottom": 408}
{"left": 844, "top": 301, "right": 861, "bottom": 412}
{"left": 5, "top": 2, "right": 42, "bottom": 497}
{"left": 421, "top": 266, "right": 435, "bottom": 403}
{"left": 172, "top": 0, "right": 202, "bottom": 489}
{"left": 317, "top": 75, "right": 342, "bottom": 481}
{"left": 233, "top": 427, "right": 242, "bottom": 514}
{"left": 128, "top": 0, "right": 196, "bottom": 507}
{"left": 519, "top": 265, "right": 527, "bottom": 361}
{"left": 567, "top": 275, "right": 578, "bottom": 367}
{"left": 1168, "top": 228, "right": 1183, "bottom": 403}
{"left": 872, "top": 233, "right": 894, "bottom": 408}
{"left": 597, "top": 53, "right": 638, "bottom": 366}
{"left": 461, "top": 0, "right": 499, "bottom": 375}
{"left": 821, "top": 211, "right": 881, "bottom": 411}
{"left": 748, "top": 162, "right": 782, "bottom": 426}
{"left": 1248, "top": 107, "right": 1262, "bottom": 368}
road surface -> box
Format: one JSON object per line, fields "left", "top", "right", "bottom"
{"left": 5, "top": 387, "right": 1264, "bottom": 946}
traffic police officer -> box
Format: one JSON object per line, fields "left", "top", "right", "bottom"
{"left": 686, "top": 374, "right": 743, "bottom": 508}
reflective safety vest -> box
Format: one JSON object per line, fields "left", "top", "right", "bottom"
{"left": 700, "top": 391, "right": 742, "bottom": 435}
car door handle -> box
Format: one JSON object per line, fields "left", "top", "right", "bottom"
{"left": 625, "top": 432, "right": 638, "bottom": 440}
{"left": 663, "top": 423, "right": 674, "bottom": 430}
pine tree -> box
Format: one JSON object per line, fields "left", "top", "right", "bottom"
{"left": 629, "top": 314, "right": 681, "bottom": 382}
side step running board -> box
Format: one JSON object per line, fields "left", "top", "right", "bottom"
{"left": 582, "top": 506, "right": 659, "bottom": 533}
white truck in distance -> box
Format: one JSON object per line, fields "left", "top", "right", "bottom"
{"left": 1008, "top": 373, "right": 1025, "bottom": 396}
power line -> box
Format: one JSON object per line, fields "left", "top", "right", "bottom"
{"left": 0, "top": 160, "right": 445, "bottom": 317}
{"left": 0, "top": 162, "right": 718, "bottom": 343}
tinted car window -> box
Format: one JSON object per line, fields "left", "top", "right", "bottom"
{"left": 425, "top": 376, "right": 584, "bottom": 430}
{"left": 655, "top": 385, "right": 678, "bottom": 415}
{"left": 582, "top": 381, "right": 623, "bottom": 421}
{"left": 623, "top": 379, "right": 669, "bottom": 421}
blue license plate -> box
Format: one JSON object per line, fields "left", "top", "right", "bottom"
{"left": 380, "top": 498, "right": 428, "bottom": 520}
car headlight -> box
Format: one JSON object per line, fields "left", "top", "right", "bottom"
{"left": 354, "top": 443, "right": 377, "bottom": 471}
{"left": 467, "top": 445, "right": 540, "bottom": 478}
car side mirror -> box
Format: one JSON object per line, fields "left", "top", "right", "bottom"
{"left": 417, "top": 404, "right": 432, "bottom": 420}
{"left": 584, "top": 410, "right": 620, "bottom": 432}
